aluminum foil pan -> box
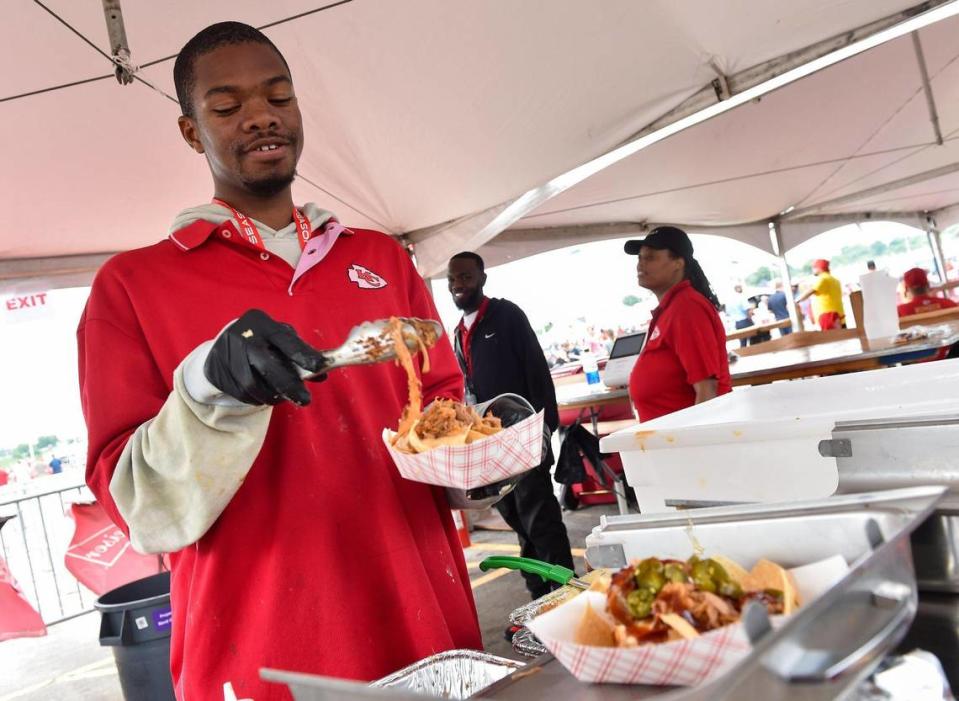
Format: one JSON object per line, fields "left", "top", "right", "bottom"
{"left": 508, "top": 587, "right": 576, "bottom": 627}
{"left": 507, "top": 569, "right": 612, "bottom": 658}
{"left": 510, "top": 627, "right": 546, "bottom": 658}
{"left": 371, "top": 649, "right": 524, "bottom": 699}
{"left": 508, "top": 568, "right": 609, "bottom": 626}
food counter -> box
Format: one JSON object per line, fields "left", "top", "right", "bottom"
{"left": 263, "top": 359, "right": 959, "bottom": 700}
{"left": 262, "top": 488, "right": 955, "bottom": 700}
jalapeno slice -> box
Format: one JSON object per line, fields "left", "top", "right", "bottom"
{"left": 634, "top": 558, "right": 666, "bottom": 594}
{"left": 626, "top": 588, "right": 654, "bottom": 619}
{"left": 663, "top": 562, "right": 689, "bottom": 583}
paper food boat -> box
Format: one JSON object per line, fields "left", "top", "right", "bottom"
{"left": 526, "top": 555, "right": 849, "bottom": 686}
{"left": 382, "top": 410, "right": 544, "bottom": 489}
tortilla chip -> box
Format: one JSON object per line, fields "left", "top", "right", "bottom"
{"left": 659, "top": 613, "right": 700, "bottom": 640}
{"left": 613, "top": 624, "right": 638, "bottom": 648}
{"left": 711, "top": 555, "right": 750, "bottom": 587}
{"left": 744, "top": 559, "right": 801, "bottom": 613}
{"left": 574, "top": 602, "right": 616, "bottom": 647}
{"left": 465, "top": 430, "right": 487, "bottom": 444}
{"left": 587, "top": 573, "right": 612, "bottom": 593}
{"left": 407, "top": 423, "right": 470, "bottom": 453}
{"left": 392, "top": 433, "right": 413, "bottom": 454}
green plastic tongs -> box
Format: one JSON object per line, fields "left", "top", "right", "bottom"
{"left": 479, "top": 556, "right": 591, "bottom": 590}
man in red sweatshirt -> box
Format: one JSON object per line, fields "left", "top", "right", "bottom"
{"left": 897, "top": 267, "right": 958, "bottom": 317}
{"left": 78, "top": 22, "right": 480, "bottom": 700}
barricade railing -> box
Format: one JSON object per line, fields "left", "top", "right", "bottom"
{"left": 0, "top": 474, "right": 96, "bottom": 625}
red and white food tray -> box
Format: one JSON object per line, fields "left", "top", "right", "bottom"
{"left": 382, "top": 411, "right": 544, "bottom": 489}
{"left": 526, "top": 555, "right": 848, "bottom": 686}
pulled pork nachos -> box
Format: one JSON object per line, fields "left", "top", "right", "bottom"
{"left": 576, "top": 555, "right": 800, "bottom": 647}
{"left": 385, "top": 317, "right": 503, "bottom": 454}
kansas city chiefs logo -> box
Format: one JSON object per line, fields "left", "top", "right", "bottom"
{"left": 348, "top": 263, "right": 388, "bottom": 289}
{"left": 649, "top": 327, "right": 661, "bottom": 341}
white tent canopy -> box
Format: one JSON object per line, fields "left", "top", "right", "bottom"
{"left": 2, "top": 0, "right": 958, "bottom": 290}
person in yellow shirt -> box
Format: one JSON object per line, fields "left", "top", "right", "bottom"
{"left": 796, "top": 259, "right": 845, "bottom": 330}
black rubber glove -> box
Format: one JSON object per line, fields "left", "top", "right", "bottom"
{"left": 203, "top": 309, "right": 326, "bottom": 407}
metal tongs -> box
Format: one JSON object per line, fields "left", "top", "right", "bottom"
{"left": 295, "top": 317, "right": 443, "bottom": 380}
{"left": 479, "top": 556, "right": 591, "bottom": 590}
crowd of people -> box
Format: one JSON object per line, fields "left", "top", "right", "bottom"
{"left": 539, "top": 250, "right": 959, "bottom": 359}
{"left": 540, "top": 253, "right": 959, "bottom": 359}
{"left": 652, "top": 256, "right": 958, "bottom": 349}
{"left": 543, "top": 327, "right": 638, "bottom": 367}
{"left": 0, "top": 455, "right": 70, "bottom": 487}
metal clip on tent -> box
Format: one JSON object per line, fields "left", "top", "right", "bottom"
{"left": 102, "top": 0, "right": 136, "bottom": 85}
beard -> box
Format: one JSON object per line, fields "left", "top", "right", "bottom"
{"left": 453, "top": 288, "right": 482, "bottom": 311}
{"left": 243, "top": 168, "right": 296, "bottom": 197}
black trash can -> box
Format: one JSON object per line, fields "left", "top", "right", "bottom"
{"left": 95, "top": 571, "right": 176, "bottom": 701}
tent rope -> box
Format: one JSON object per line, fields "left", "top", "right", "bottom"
{"left": 2, "top": 0, "right": 355, "bottom": 105}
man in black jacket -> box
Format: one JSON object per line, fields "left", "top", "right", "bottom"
{"left": 447, "top": 252, "right": 574, "bottom": 599}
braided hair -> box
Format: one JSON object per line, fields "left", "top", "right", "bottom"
{"left": 681, "top": 255, "right": 721, "bottom": 310}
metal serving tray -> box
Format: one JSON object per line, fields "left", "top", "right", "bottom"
{"left": 585, "top": 487, "right": 941, "bottom": 570}
{"left": 506, "top": 486, "right": 955, "bottom": 664}
{"left": 263, "top": 488, "right": 944, "bottom": 700}
{"left": 524, "top": 486, "right": 946, "bottom": 700}
{"left": 827, "top": 414, "right": 959, "bottom": 592}
{"left": 261, "top": 650, "right": 523, "bottom": 700}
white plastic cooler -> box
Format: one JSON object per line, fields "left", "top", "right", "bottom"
{"left": 600, "top": 359, "right": 959, "bottom": 512}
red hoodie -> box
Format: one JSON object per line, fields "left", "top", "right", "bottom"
{"left": 78, "top": 217, "right": 481, "bottom": 700}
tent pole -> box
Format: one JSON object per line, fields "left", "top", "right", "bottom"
{"left": 770, "top": 221, "right": 804, "bottom": 333}
{"left": 410, "top": 2, "right": 959, "bottom": 276}
{"left": 925, "top": 215, "right": 948, "bottom": 284}
{"left": 783, "top": 161, "right": 959, "bottom": 221}
{"left": 912, "top": 33, "right": 944, "bottom": 145}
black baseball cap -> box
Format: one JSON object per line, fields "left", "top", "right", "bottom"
{"left": 624, "top": 226, "right": 694, "bottom": 258}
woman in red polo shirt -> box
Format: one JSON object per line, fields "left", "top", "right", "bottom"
{"left": 625, "top": 227, "right": 731, "bottom": 422}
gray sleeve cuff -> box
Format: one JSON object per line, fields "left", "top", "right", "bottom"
{"left": 181, "top": 334, "right": 248, "bottom": 407}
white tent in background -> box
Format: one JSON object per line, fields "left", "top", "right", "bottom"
{"left": 2, "top": 0, "right": 958, "bottom": 290}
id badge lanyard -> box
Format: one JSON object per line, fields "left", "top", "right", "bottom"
{"left": 213, "top": 198, "right": 313, "bottom": 251}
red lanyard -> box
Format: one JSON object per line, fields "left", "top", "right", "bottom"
{"left": 212, "top": 198, "right": 313, "bottom": 251}
{"left": 456, "top": 297, "right": 490, "bottom": 378}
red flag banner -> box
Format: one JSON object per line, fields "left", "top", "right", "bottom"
{"left": 64, "top": 502, "right": 165, "bottom": 595}
{"left": 0, "top": 547, "right": 46, "bottom": 641}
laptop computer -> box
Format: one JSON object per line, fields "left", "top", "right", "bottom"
{"left": 601, "top": 331, "right": 646, "bottom": 388}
